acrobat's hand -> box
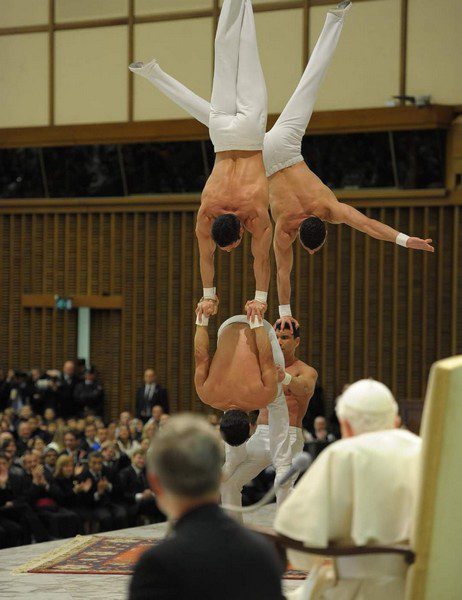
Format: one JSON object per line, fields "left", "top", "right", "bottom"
{"left": 195, "top": 296, "right": 219, "bottom": 325}
{"left": 406, "top": 237, "right": 434, "bottom": 252}
{"left": 245, "top": 299, "right": 267, "bottom": 325}
{"left": 274, "top": 316, "right": 299, "bottom": 334}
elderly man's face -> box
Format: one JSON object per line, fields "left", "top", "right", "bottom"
{"left": 19, "top": 423, "right": 31, "bottom": 439}
{"left": 63, "top": 361, "right": 75, "bottom": 377}
{"left": 144, "top": 369, "right": 156, "bottom": 385}
{"left": 23, "top": 453, "right": 38, "bottom": 472}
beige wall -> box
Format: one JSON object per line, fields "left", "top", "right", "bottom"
{"left": 0, "top": 0, "right": 461, "bottom": 128}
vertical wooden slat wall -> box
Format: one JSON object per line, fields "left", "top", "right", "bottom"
{"left": 0, "top": 200, "right": 460, "bottom": 420}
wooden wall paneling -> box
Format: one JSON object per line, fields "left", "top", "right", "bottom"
{"left": 420, "top": 206, "right": 429, "bottom": 397}
{"left": 406, "top": 208, "right": 414, "bottom": 397}
{"left": 51, "top": 213, "right": 58, "bottom": 366}
{"left": 63, "top": 213, "right": 70, "bottom": 356}
{"left": 363, "top": 212, "right": 370, "bottom": 376}
{"left": 334, "top": 226, "right": 341, "bottom": 394}
{"left": 119, "top": 213, "right": 127, "bottom": 412}
{"left": 348, "top": 228, "right": 356, "bottom": 382}
{"left": 320, "top": 236, "right": 327, "bottom": 389}
{"left": 376, "top": 209, "right": 385, "bottom": 380}
{"left": 167, "top": 213, "right": 174, "bottom": 410}
{"left": 436, "top": 207, "right": 444, "bottom": 357}
{"left": 131, "top": 212, "right": 139, "bottom": 410}
{"left": 391, "top": 209, "right": 399, "bottom": 395}
{"left": 307, "top": 253, "right": 314, "bottom": 364}
{"left": 143, "top": 213, "right": 149, "bottom": 380}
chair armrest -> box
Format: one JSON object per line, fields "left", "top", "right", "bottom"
{"left": 250, "top": 525, "right": 415, "bottom": 565}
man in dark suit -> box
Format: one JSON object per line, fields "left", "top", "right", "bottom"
{"left": 135, "top": 368, "right": 169, "bottom": 422}
{"left": 129, "top": 415, "right": 284, "bottom": 600}
{"left": 73, "top": 366, "right": 105, "bottom": 418}
{"left": 119, "top": 449, "right": 163, "bottom": 525}
{"left": 57, "top": 361, "right": 80, "bottom": 419}
{"left": 77, "top": 451, "right": 128, "bottom": 532}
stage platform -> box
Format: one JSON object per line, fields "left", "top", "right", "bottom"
{"left": 0, "top": 505, "right": 303, "bottom": 599}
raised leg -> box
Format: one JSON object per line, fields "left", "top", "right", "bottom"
{"left": 129, "top": 59, "right": 211, "bottom": 127}
{"left": 263, "top": 2, "right": 351, "bottom": 176}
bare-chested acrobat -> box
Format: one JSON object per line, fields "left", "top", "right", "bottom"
{"left": 131, "top": 0, "right": 271, "bottom": 324}
{"left": 194, "top": 313, "right": 293, "bottom": 502}
{"left": 130, "top": 0, "right": 434, "bottom": 327}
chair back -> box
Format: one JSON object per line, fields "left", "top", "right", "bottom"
{"left": 406, "top": 355, "right": 462, "bottom": 600}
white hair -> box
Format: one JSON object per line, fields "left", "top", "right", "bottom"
{"left": 335, "top": 379, "right": 398, "bottom": 435}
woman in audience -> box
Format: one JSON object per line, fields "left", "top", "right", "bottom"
{"left": 107, "top": 421, "right": 118, "bottom": 442}
{"left": 129, "top": 419, "right": 143, "bottom": 442}
{"left": 51, "top": 422, "right": 66, "bottom": 452}
{"left": 51, "top": 455, "right": 91, "bottom": 534}
{"left": 32, "top": 436, "right": 46, "bottom": 454}
{"left": 116, "top": 424, "right": 140, "bottom": 458}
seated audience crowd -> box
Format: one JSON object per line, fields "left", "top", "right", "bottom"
{"left": 0, "top": 361, "right": 170, "bottom": 548}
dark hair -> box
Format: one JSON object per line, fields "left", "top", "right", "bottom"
{"left": 88, "top": 451, "right": 102, "bottom": 461}
{"left": 274, "top": 320, "right": 300, "bottom": 339}
{"left": 220, "top": 410, "right": 250, "bottom": 446}
{"left": 211, "top": 214, "right": 241, "bottom": 248}
{"left": 299, "top": 217, "right": 326, "bottom": 250}
{"left": 64, "top": 428, "right": 78, "bottom": 439}
{"left": 0, "top": 451, "right": 7, "bottom": 462}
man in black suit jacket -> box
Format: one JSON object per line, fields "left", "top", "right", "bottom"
{"left": 58, "top": 361, "right": 80, "bottom": 419}
{"left": 135, "top": 368, "right": 169, "bottom": 422}
{"left": 77, "top": 451, "right": 128, "bottom": 532}
{"left": 129, "top": 415, "right": 284, "bottom": 600}
{"left": 119, "top": 449, "right": 163, "bottom": 525}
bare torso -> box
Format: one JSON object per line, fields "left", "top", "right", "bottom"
{"left": 198, "top": 323, "right": 277, "bottom": 412}
{"left": 257, "top": 358, "right": 311, "bottom": 428}
{"left": 198, "top": 151, "right": 269, "bottom": 233}
{"left": 269, "top": 161, "right": 340, "bottom": 240}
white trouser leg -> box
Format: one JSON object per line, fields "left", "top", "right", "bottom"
{"left": 210, "top": 0, "right": 267, "bottom": 152}
{"left": 263, "top": 4, "right": 351, "bottom": 176}
{"left": 221, "top": 426, "right": 271, "bottom": 523}
{"left": 129, "top": 60, "right": 210, "bottom": 127}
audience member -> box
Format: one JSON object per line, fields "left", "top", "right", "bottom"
{"left": 135, "top": 369, "right": 169, "bottom": 422}
{"left": 129, "top": 415, "right": 284, "bottom": 600}
{"left": 73, "top": 367, "right": 105, "bottom": 418}
{"left": 15, "top": 421, "right": 32, "bottom": 456}
{"left": 58, "top": 361, "right": 80, "bottom": 418}
{"left": 77, "top": 451, "right": 128, "bottom": 532}
{"left": 119, "top": 449, "right": 163, "bottom": 526}
{"left": 304, "top": 416, "right": 336, "bottom": 442}
{"left": 117, "top": 425, "right": 141, "bottom": 458}
{"left": 80, "top": 423, "right": 101, "bottom": 454}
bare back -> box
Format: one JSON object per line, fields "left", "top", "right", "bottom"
{"left": 258, "top": 358, "right": 312, "bottom": 428}
{"left": 269, "top": 161, "right": 340, "bottom": 240}
{"left": 198, "top": 151, "right": 269, "bottom": 232}
{"left": 198, "top": 323, "right": 277, "bottom": 412}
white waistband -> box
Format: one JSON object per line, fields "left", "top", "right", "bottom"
{"left": 256, "top": 424, "right": 301, "bottom": 434}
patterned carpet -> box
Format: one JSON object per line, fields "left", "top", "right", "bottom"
{"left": 17, "top": 535, "right": 307, "bottom": 580}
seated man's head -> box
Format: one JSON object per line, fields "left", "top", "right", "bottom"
{"left": 299, "top": 216, "right": 327, "bottom": 254}
{"left": 132, "top": 449, "right": 146, "bottom": 470}
{"left": 335, "top": 379, "right": 399, "bottom": 438}
{"left": 211, "top": 214, "right": 243, "bottom": 252}
{"left": 219, "top": 410, "right": 250, "bottom": 446}
{"left": 274, "top": 319, "right": 300, "bottom": 358}
{"left": 146, "top": 414, "right": 223, "bottom": 520}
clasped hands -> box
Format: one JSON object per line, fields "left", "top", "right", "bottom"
{"left": 195, "top": 295, "right": 267, "bottom": 325}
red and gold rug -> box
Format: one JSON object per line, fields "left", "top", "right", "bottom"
{"left": 17, "top": 535, "right": 307, "bottom": 580}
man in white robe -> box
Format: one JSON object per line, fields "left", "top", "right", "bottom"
{"left": 275, "top": 379, "right": 422, "bottom": 600}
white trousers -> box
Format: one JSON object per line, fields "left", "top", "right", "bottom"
{"left": 209, "top": 0, "right": 267, "bottom": 152}
{"left": 217, "top": 315, "right": 292, "bottom": 496}
{"left": 129, "top": 3, "right": 349, "bottom": 165}
{"left": 263, "top": 4, "right": 350, "bottom": 176}
{"left": 221, "top": 424, "right": 305, "bottom": 523}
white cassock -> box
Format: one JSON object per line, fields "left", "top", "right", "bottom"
{"left": 274, "top": 429, "right": 422, "bottom": 600}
